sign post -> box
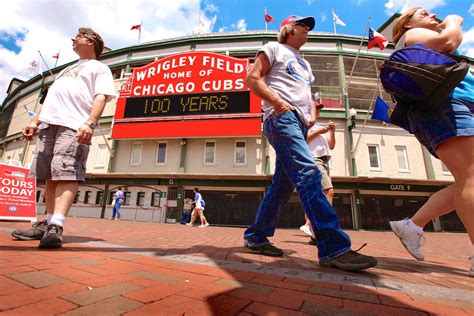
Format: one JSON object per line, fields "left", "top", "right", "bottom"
{"left": 0, "top": 163, "right": 36, "bottom": 221}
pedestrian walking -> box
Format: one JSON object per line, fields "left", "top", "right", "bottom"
{"left": 388, "top": 7, "right": 474, "bottom": 276}
{"left": 243, "top": 14, "right": 377, "bottom": 271}
{"left": 11, "top": 27, "right": 116, "bottom": 248}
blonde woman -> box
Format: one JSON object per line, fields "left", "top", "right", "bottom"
{"left": 388, "top": 8, "right": 474, "bottom": 276}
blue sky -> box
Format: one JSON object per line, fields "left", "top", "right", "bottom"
{"left": 1, "top": 0, "right": 473, "bottom": 104}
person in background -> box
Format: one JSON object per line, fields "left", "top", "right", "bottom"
{"left": 388, "top": 7, "right": 474, "bottom": 276}
{"left": 300, "top": 100, "right": 337, "bottom": 246}
{"left": 110, "top": 188, "right": 124, "bottom": 220}
{"left": 181, "top": 198, "right": 193, "bottom": 224}
{"left": 11, "top": 27, "right": 116, "bottom": 248}
{"left": 242, "top": 14, "right": 377, "bottom": 271}
{"left": 186, "top": 188, "right": 210, "bottom": 227}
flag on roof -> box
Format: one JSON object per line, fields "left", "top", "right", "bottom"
{"left": 332, "top": 10, "right": 346, "bottom": 26}
{"left": 52, "top": 53, "right": 59, "bottom": 59}
{"left": 371, "top": 97, "right": 392, "bottom": 123}
{"left": 130, "top": 24, "right": 141, "bottom": 31}
{"left": 264, "top": 9, "right": 275, "bottom": 23}
{"left": 368, "top": 27, "right": 388, "bottom": 50}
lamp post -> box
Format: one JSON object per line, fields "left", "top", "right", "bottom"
{"left": 347, "top": 107, "right": 357, "bottom": 176}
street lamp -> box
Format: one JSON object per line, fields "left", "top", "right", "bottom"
{"left": 348, "top": 108, "right": 357, "bottom": 131}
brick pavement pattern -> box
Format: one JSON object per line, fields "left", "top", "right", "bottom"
{"left": 0, "top": 217, "right": 473, "bottom": 315}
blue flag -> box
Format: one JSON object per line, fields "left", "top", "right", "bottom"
{"left": 371, "top": 97, "right": 393, "bottom": 123}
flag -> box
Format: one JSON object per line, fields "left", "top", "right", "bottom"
{"left": 130, "top": 24, "right": 141, "bottom": 31}
{"left": 368, "top": 27, "right": 388, "bottom": 50}
{"left": 25, "top": 60, "right": 40, "bottom": 75}
{"left": 371, "top": 97, "right": 392, "bottom": 123}
{"left": 52, "top": 53, "right": 59, "bottom": 59}
{"left": 332, "top": 10, "right": 346, "bottom": 26}
{"left": 264, "top": 10, "right": 275, "bottom": 23}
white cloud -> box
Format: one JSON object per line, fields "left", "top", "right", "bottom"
{"left": 0, "top": 0, "right": 219, "bottom": 104}
{"left": 236, "top": 19, "right": 247, "bottom": 32}
{"left": 469, "top": 4, "right": 474, "bottom": 16}
{"left": 459, "top": 27, "right": 474, "bottom": 58}
{"left": 307, "top": 0, "right": 315, "bottom": 5}
{"left": 320, "top": 12, "right": 327, "bottom": 23}
{"left": 384, "top": 0, "right": 446, "bottom": 15}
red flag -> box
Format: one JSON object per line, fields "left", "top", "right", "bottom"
{"left": 368, "top": 27, "right": 388, "bottom": 50}
{"left": 52, "top": 53, "right": 59, "bottom": 59}
{"left": 264, "top": 10, "right": 274, "bottom": 23}
{"left": 131, "top": 24, "right": 141, "bottom": 31}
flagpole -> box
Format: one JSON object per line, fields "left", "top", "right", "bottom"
{"left": 344, "top": 17, "right": 371, "bottom": 94}
{"left": 264, "top": 8, "right": 268, "bottom": 31}
{"left": 38, "top": 50, "right": 54, "bottom": 77}
{"left": 138, "top": 22, "right": 142, "bottom": 44}
{"left": 53, "top": 49, "right": 60, "bottom": 68}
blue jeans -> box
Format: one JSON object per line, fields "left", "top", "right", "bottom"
{"left": 112, "top": 200, "right": 122, "bottom": 219}
{"left": 244, "top": 111, "right": 351, "bottom": 261}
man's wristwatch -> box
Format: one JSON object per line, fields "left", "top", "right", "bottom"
{"left": 84, "top": 121, "right": 96, "bottom": 129}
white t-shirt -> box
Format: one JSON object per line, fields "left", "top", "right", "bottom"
{"left": 307, "top": 124, "right": 331, "bottom": 158}
{"left": 260, "top": 42, "right": 314, "bottom": 126}
{"left": 39, "top": 59, "right": 116, "bottom": 131}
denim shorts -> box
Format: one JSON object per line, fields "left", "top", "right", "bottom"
{"left": 408, "top": 98, "right": 474, "bottom": 158}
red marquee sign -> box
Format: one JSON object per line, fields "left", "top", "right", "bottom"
{"left": 0, "top": 163, "right": 36, "bottom": 221}
{"left": 112, "top": 51, "right": 262, "bottom": 139}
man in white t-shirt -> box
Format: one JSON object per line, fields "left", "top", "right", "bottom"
{"left": 243, "top": 15, "right": 376, "bottom": 271}
{"left": 13, "top": 27, "right": 116, "bottom": 249}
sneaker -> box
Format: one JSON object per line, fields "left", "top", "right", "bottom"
{"left": 199, "top": 223, "right": 209, "bottom": 227}
{"left": 38, "top": 224, "right": 63, "bottom": 249}
{"left": 244, "top": 240, "right": 283, "bottom": 257}
{"left": 11, "top": 220, "right": 48, "bottom": 240}
{"left": 469, "top": 257, "right": 474, "bottom": 277}
{"left": 390, "top": 219, "right": 425, "bottom": 261}
{"left": 186, "top": 223, "right": 194, "bottom": 227}
{"left": 299, "top": 225, "right": 312, "bottom": 237}
{"left": 319, "top": 248, "right": 378, "bottom": 271}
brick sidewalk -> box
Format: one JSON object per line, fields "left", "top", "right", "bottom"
{"left": 0, "top": 218, "right": 472, "bottom": 315}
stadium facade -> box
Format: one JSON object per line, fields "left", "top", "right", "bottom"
{"left": 1, "top": 19, "right": 468, "bottom": 232}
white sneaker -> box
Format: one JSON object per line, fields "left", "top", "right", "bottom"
{"left": 185, "top": 223, "right": 193, "bottom": 227}
{"left": 299, "top": 225, "right": 312, "bottom": 237}
{"left": 390, "top": 219, "right": 425, "bottom": 261}
{"left": 469, "top": 256, "right": 474, "bottom": 277}
{"left": 198, "top": 223, "right": 210, "bottom": 228}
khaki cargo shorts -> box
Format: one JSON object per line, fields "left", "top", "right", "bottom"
{"left": 313, "top": 156, "right": 333, "bottom": 191}
{"left": 29, "top": 125, "right": 90, "bottom": 182}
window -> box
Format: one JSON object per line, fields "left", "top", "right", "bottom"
{"left": 95, "top": 144, "right": 108, "bottom": 167}
{"left": 151, "top": 192, "right": 161, "bottom": 207}
{"left": 367, "top": 145, "right": 381, "bottom": 170}
{"left": 395, "top": 146, "right": 409, "bottom": 172}
{"left": 124, "top": 191, "right": 131, "bottom": 205}
{"left": 84, "top": 191, "right": 92, "bottom": 205}
{"left": 95, "top": 191, "right": 104, "bottom": 205}
{"left": 130, "top": 143, "right": 142, "bottom": 165}
{"left": 441, "top": 162, "right": 451, "bottom": 174}
{"left": 137, "top": 192, "right": 145, "bottom": 206}
{"left": 156, "top": 143, "right": 167, "bottom": 164}
{"left": 235, "top": 141, "right": 246, "bottom": 164}
{"left": 204, "top": 141, "right": 216, "bottom": 164}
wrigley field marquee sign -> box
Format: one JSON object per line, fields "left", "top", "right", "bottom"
{"left": 112, "top": 51, "right": 261, "bottom": 139}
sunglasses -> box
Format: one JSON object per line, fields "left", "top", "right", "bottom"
{"left": 295, "top": 21, "right": 309, "bottom": 28}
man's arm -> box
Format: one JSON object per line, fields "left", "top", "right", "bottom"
{"left": 75, "top": 94, "right": 107, "bottom": 145}
{"left": 22, "top": 111, "right": 42, "bottom": 141}
{"left": 307, "top": 126, "right": 329, "bottom": 142}
{"left": 326, "top": 121, "right": 336, "bottom": 150}
{"left": 246, "top": 52, "right": 293, "bottom": 114}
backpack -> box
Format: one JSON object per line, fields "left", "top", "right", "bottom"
{"left": 201, "top": 199, "right": 205, "bottom": 208}
{"left": 379, "top": 43, "right": 469, "bottom": 111}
